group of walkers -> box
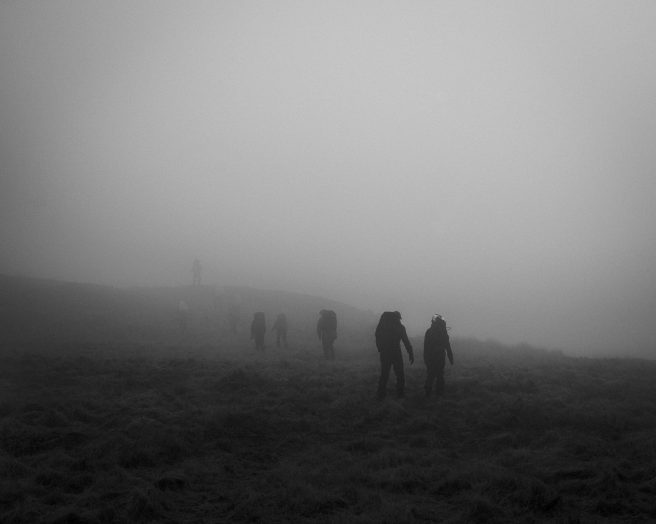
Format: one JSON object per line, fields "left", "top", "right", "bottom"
{"left": 249, "top": 309, "right": 337, "bottom": 359}
{"left": 375, "top": 311, "right": 453, "bottom": 399}
{"left": 250, "top": 312, "right": 289, "bottom": 350}
{"left": 189, "top": 259, "right": 454, "bottom": 399}
{"left": 250, "top": 308, "right": 454, "bottom": 399}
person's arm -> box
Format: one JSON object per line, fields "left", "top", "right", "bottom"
{"left": 401, "top": 327, "right": 414, "bottom": 364}
{"left": 445, "top": 335, "right": 454, "bottom": 365}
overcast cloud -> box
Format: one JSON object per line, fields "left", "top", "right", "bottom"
{"left": 1, "top": 1, "right": 655, "bottom": 355}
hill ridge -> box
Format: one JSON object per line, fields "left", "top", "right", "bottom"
{"left": 0, "top": 274, "right": 376, "bottom": 353}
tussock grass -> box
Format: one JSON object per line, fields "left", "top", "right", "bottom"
{"left": 1, "top": 344, "right": 656, "bottom": 522}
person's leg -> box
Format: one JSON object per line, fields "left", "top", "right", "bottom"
{"left": 377, "top": 353, "right": 392, "bottom": 399}
{"left": 425, "top": 363, "right": 436, "bottom": 396}
{"left": 392, "top": 351, "right": 405, "bottom": 397}
{"left": 435, "top": 351, "right": 446, "bottom": 395}
{"left": 435, "top": 364, "right": 445, "bottom": 396}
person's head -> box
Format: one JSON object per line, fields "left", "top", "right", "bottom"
{"left": 431, "top": 314, "right": 445, "bottom": 325}
{"left": 380, "top": 311, "right": 401, "bottom": 324}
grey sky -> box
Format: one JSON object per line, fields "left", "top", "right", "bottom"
{"left": 1, "top": 1, "right": 655, "bottom": 355}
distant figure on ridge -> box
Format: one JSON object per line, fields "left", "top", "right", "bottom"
{"left": 317, "top": 309, "right": 337, "bottom": 360}
{"left": 272, "top": 313, "right": 288, "bottom": 348}
{"left": 192, "top": 258, "right": 202, "bottom": 286}
{"left": 423, "top": 314, "right": 454, "bottom": 397}
{"left": 251, "top": 312, "right": 266, "bottom": 351}
{"left": 375, "top": 311, "right": 414, "bottom": 400}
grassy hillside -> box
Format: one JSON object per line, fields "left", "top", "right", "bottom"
{"left": 1, "top": 276, "right": 655, "bottom": 522}
{"left": 2, "top": 344, "right": 656, "bottom": 522}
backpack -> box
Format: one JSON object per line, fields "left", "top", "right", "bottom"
{"left": 322, "top": 310, "right": 337, "bottom": 331}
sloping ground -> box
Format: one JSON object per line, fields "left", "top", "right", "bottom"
{"left": 0, "top": 275, "right": 376, "bottom": 354}
{"left": 1, "top": 343, "right": 655, "bottom": 523}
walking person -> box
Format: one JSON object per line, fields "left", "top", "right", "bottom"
{"left": 375, "top": 311, "right": 414, "bottom": 400}
{"left": 423, "top": 314, "right": 454, "bottom": 397}
{"left": 317, "top": 310, "right": 337, "bottom": 360}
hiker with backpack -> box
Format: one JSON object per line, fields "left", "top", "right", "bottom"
{"left": 317, "top": 309, "right": 337, "bottom": 360}
{"left": 375, "top": 311, "right": 414, "bottom": 400}
{"left": 251, "top": 312, "right": 266, "bottom": 351}
{"left": 423, "top": 314, "right": 454, "bottom": 397}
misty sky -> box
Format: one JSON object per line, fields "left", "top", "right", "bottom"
{"left": 1, "top": 1, "right": 655, "bottom": 355}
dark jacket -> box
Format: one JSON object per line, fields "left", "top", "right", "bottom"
{"left": 423, "top": 318, "right": 453, "bottom": 365}
{"left": 317, "top": 310, "right": 337, "bottom": 340}
{"left": 375, "top": 312, "right": 413, "bottom": 355}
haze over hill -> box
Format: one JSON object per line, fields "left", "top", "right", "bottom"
{"left": 1, "top": 2, "right": 655, "bottom": 357}
{"left": 0, "top": 275, "right": 379, "bottom": 355}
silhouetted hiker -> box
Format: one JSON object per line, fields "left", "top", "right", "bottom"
{"left": 375, "top": 311, "right": 414, "bottom": 400}
{"left": 423, "top": 314, "right": 454, "bottom": 397}
{"left": 251, "top": 312, "right": 266, "bottom": 350}
{"left": 272, "top": 313, "right": 288, "bottom": 348}
{"left": 192, "top": 258, "right": 202, "bottom": 286}
{"left": 177, "top": 300, "right": 190, "bottom": 332}
{"left": 317, "top": 309, "right": 337, "bottom": 360}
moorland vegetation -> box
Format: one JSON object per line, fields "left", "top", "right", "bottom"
{"left": 1, "top": 276, "right": 655, "bottom": 522}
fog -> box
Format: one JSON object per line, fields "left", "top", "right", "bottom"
{"left": 1, "top": 1, "right": 655, "bottom": 356}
